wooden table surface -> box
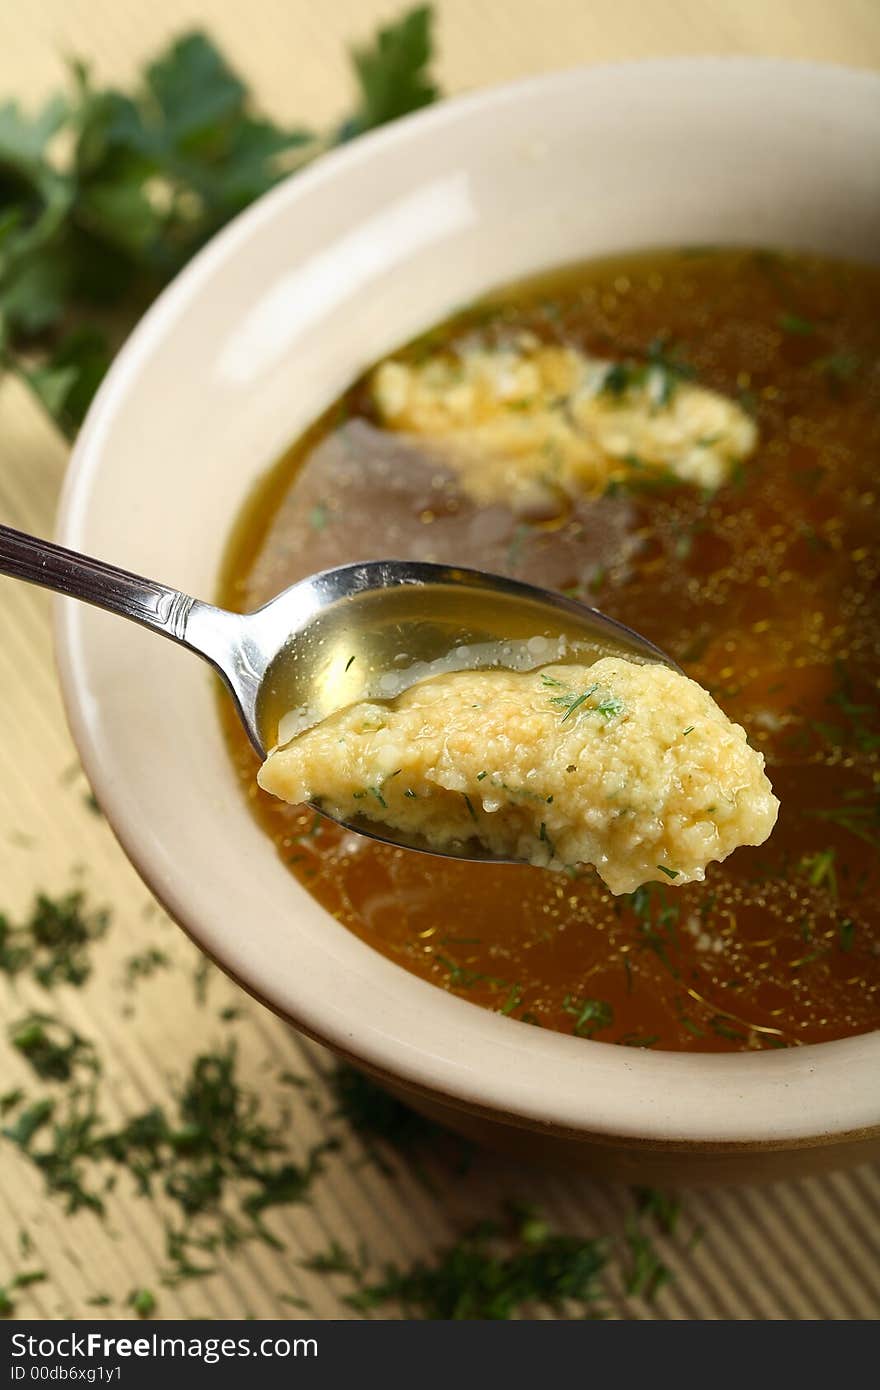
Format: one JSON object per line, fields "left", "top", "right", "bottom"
{"left": 0, "top": 0, "right": 878, "bottom": 1320}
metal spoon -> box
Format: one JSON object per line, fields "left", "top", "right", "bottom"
{"left": 0, "top": 523, "right": 674, "bottom": 862}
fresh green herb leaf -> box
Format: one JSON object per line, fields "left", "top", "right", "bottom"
{"left": 346, "top": 5, "right": 436, "bottom": 135}
{"left": 0, "top": 10, "right": 439, "bottom": 436}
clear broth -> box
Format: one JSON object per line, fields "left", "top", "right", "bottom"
{"left": 219, "top": 248, "right": 880, "bottom": 1053}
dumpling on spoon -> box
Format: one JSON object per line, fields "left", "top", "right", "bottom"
{"left": 258, "top": 657, "right": 778, "bottom": 895}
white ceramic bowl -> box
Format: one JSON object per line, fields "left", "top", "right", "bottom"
{"left": 56, "top": 60, "right": 880, "bottom": 1183}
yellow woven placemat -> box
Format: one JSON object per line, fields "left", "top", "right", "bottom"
{"left": 1, "top": 0, "right": 878, "bottom": 1321}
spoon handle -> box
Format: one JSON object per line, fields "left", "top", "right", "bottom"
{"left": 0, "top": 522, "right": 195, "bottom": 641}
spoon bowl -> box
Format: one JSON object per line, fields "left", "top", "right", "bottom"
{"left": 0, "top": 527, "right": 672, "bottom": 861}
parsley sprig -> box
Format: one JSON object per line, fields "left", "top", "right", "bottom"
{"left": 0, "top": 7, "right": 437, "bottom": 436}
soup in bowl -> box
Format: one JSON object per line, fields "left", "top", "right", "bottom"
{"left": 56, "top": 60, "right": 880, "bottom": 1182}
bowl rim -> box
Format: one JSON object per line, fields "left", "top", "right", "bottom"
{"left": 55, "top": 56, "right": 880, "bottom": 1150}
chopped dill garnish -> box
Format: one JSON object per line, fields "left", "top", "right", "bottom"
{"left": 813, "top": 663, "right": 880, "bottom": 754}
{"left": 346, "top": 1203, "right": 608, "bottom": 1319}
{"left": 682, "top": 725, "right": 695, "bottom": 737}
{"left": 278, "top": 1293, "right": 312, "bottom": 1311}
{"left": 0, "top": 1269, "right": 47, "bottom": 1317}
{"left": 404, "top": 788, "right": 417, "bottom": 799}
{"left": 2, "top": 1045, "right": 334, "bottom": 1272}
{"left": 505, "top": 523, "right": 531, "bottom": 571}
{"left": 709, "top": 1016, "right": 745, "bottom": 1042}
{"left": 128, "top": 1288, "right": 157, "bottom": 1317}
{"left": 435, "top": 955, "right": 488, "bottom": 989}
{"left": 344, "top": 655, "right": 357, "bottom": 672}
{"left": 623, "top": 1216, "right": 671, "bottom": 1302}
{"left": 627, "top": 885, "right": 682, "bottom": 977}
{"left": 806, "top": 788, "right": 880, "bottom": 847}
{"left": 547, "top": 681, "right": 621, "bottom": 723}
{"left": 595, "top": 693, "right": 625, "bottom": 720}
{"left": 538, "top": 822, "right": 555, "bottom": 856}
{"left": 0, "top": 890, "right": 110, "bottom": 988}
{"left": 559, "top": 692, "right": 590, "bottom": 721}
{"left": 789, "top": 947, "right": 828, "bottom": 971}
{"left": 9, "top": 1014, "right": 98, "bottom": 1082}
{"left": 633, "top": 1187, "right": 681, "bottom": 1235}
{"left": 193, "top": 955, "right": 212, "bottom": 1005}
{"left": 462, "top": 794, "right": 478, "bottom": 823}
{"left": 800, "top": 848, "right": 837, "bottom": 899}
{"left": 308, "top": 502, "right": 330, "bottom": 531}
{"left": 328, "top": 1065, "right": 448, "bottom": 1175}
{"left": 656, "top": 865, "right": 679, "bottom": 880}
{"left": 550, "top": 683, "right": 598, "bottom": 723}
{"left": 123, "top": 947, "right": 170, "bottom": 989}
{"left": 839, "top": 918, "right": 856, "bottom": 953}
{"left": 562, "top": 995, "right": 614, "bottom": 1039}
{"left": 679, "top": 1016, "right": 706, "bottom": 1039}
{"left": 812, "top": 351, "right": 860, "bottom": 386}
{"left": 302, "top": 1241, "right": 365, "bottom": 1277}
{"left": 368, "top": 786, "right": 387, "bottom": 808}
{"left": 600, "top": 361, "right": 636, "bottom": 396}
{"left": 778, "top": 311, "right": 816, "bottom": 336}
{"left": 499, "top": 985, "right": 523, "bottom": 1017}
{"left": 477, "top": 770, "right": 488, "bottom": 780}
